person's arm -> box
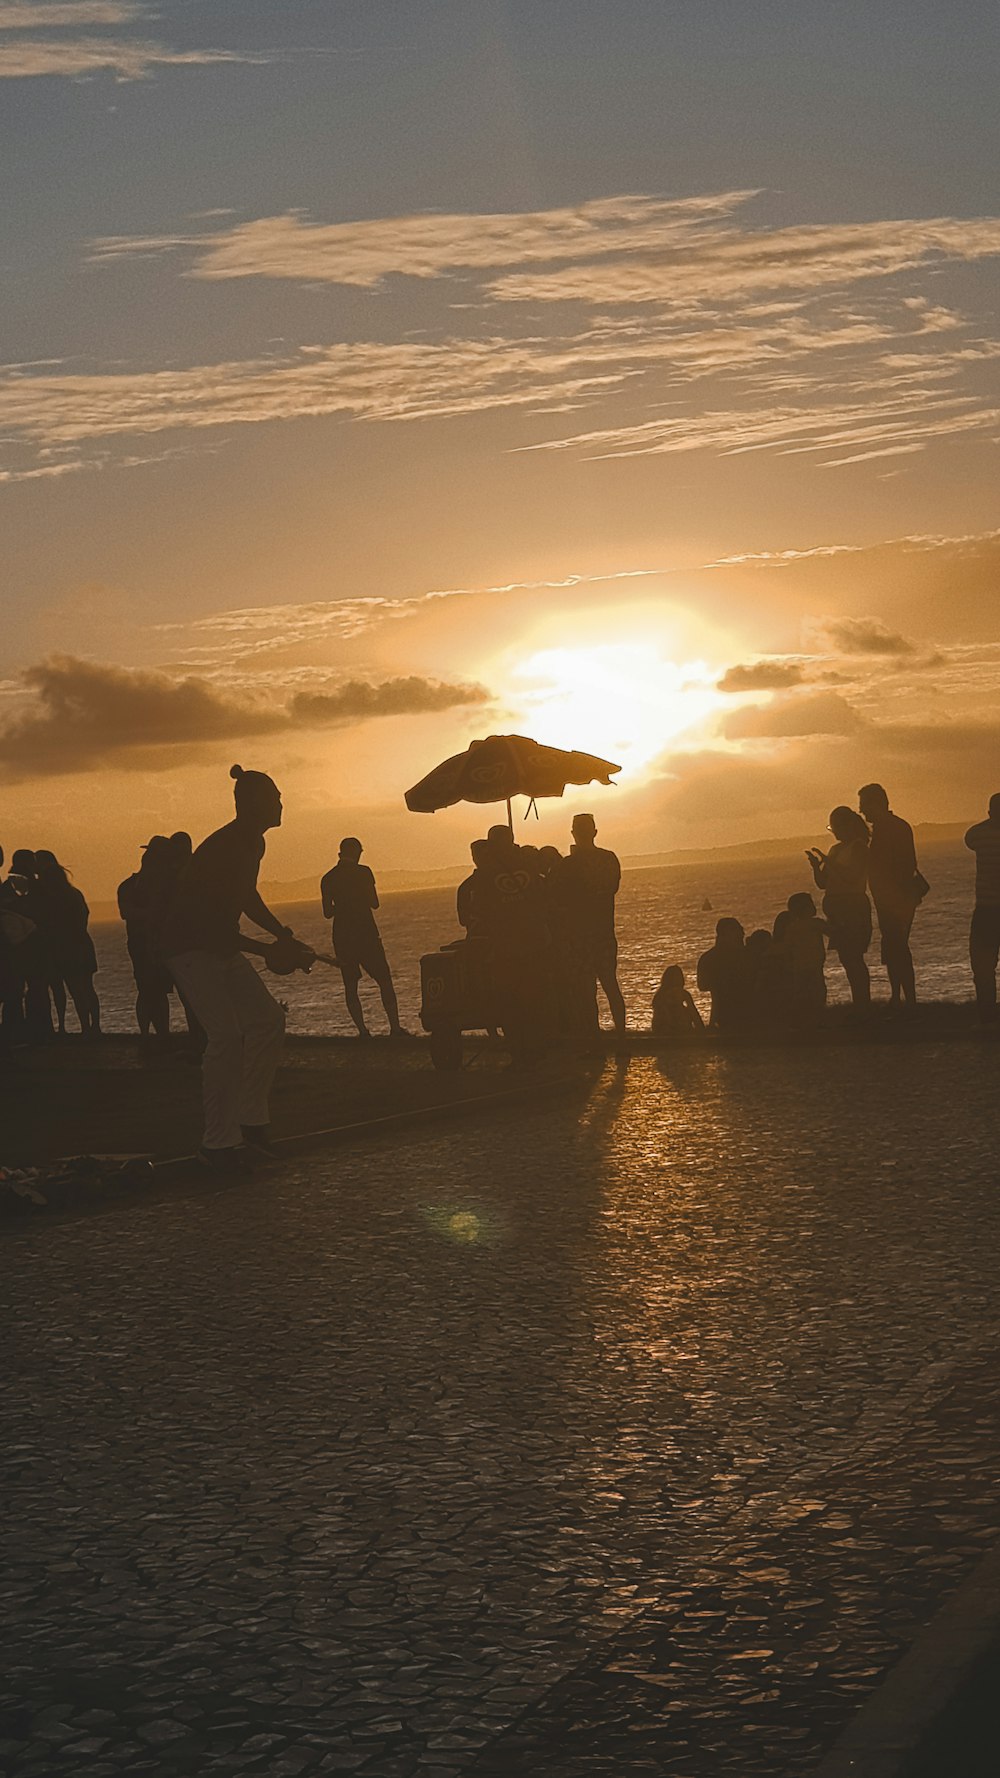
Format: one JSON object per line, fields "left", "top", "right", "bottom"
{"left": 366, "top": 868, "right": 379, "bottom": 911}
{"left": 806, "top": 848, "right": 826, "bottom": 887}
{"left": 320, "top": 870, "right": 335, "bottom": 920}
{"left": 242, "top": 885, "right": 288, "bottom": 941}
{"left": 683, "top": 990, "right": 706, "bottom": 1030}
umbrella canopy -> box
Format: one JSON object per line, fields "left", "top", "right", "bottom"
{"left": 404, "top": 733, "right": 620, "bottom": 815}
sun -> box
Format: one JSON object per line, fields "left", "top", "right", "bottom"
{"left": 503, "top": 640, "right": 724, "bottom": 777}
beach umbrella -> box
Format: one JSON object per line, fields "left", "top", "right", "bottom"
{"left": 404, "top": 733, "right": 620, "bottom": 828}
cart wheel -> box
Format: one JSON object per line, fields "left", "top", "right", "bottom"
{"left": 428, "top": 1027, "right": 463, "bottom": 1071}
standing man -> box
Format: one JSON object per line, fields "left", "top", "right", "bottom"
{"left": 553, "top": 812, "right": 626, "bottom": 1037}
{"left": 320, "top": 838, "right": 407, "bottom": 1039}
{"left": 162, "top": 765, "right": 315, "bottom": 1172}
{"left": 965, "top": 792, "right": 1000, "bottom": 1026}
{"left": 858, "top": 782, "right": 922, "bottom": 1012}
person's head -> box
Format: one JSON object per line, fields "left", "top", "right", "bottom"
{"left": 989, "top": 793, "right": 1000, "bottom": 823}
{"left": 746, "top": 927, "right": 772, "bottom": 955}
{"left": 169, "top": 830, "right": 192, "bottom": 861}
{"left": 829, "top": 804, "right": 869, "bottom": 845}
{"left": 230, "top": 764, "right": 282, "bottom": 831}
{"left": 537, "top": 845, "right": 561, "bottom": 874}
{"left": 659, "top": 964, "right": 685, "bottom": 994}
{"left": 715, "top": 916, "right": 745, "bottom": 949}
{"left": 787, "top": 891, "right": 817, "bottom": 920}
{"left": 339, "top": 836, "right": 363, "bottom": 863}
{"left": 34, "top": 849, "right": 69, "bottom": 885}
{"left": 140, "top": 835, "right": 171, "bottom": 872}
{"left": 858, "top": 782, "right": 890, "bottom": 822}
{"left": 571, "top": 812, "right": 597, "bottom": 847}
{"left": 486, "top": 822, "right": 515, "bottom": 857}
{"left": 772, "top": 908, "right": 790, "bottom": 942}
{"left": 470, "top": 838, "right": 490, "bottom": 868}
{"left": 10, "top": 848, "right": 36, "bottom": 879}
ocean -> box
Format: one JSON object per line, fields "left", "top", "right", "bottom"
{"left": 88, "top": 840, "right": 978, "bottom": 1036}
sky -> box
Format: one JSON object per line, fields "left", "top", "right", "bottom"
{"left": 2, "top": 0, "right": 999, "bottom": 894}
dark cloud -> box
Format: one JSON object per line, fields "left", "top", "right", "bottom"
{"left": 723, "top": 691, "right": 864, "bottom": 740}
{"left": 812, "top": 615, "right": 916, "bottom": 656}
{"left": 0, "top": 656, "right": 488, "bottom": 782}
{"left": 717, "top": 660, "right": 807, "bottom": 693}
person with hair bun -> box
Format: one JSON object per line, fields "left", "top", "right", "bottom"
{"left": 162, "top": 765, "right": 316, "bottom": 1172}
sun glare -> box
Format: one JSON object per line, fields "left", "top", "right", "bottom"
{"left": 504, "top": 642, "right": 724, "bottom": 778}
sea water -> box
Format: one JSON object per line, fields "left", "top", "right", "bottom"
{"left": 88, "top": 840, "right": 977, "bottom": 1036}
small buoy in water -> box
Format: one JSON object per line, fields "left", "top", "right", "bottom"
{"left": 701, "top": 896, "right": 713, "bottom": 911}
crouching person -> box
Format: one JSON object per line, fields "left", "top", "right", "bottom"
{"left": 163, "top": 765, "right": 314, "bottom": 1173}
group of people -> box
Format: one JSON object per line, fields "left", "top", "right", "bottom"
{"left": 0, "top": 845, "right": 102, "bottom": 1041}
{"left": 663, "top": 784, "right": 1000, "bottom": 1036}
{"left": 449, "top": 811, "right": 626, "bottom": 1060}
{"left": 3, "top": 766, "right": 1000, "bottom": 1172}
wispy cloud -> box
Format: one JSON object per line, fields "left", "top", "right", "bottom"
{"left": 89, "top": 192, "right": 757, "bottom": 282}
{"left": 0, "top": 656, "right": 488, "bottom": 781}
{"left": 0, "top": 1, "right": 275, "bottom": 80}
{"left": 0, "top": 37, "right": 268, "bottom": 78}
{"left": 0, "top": 3, "right": 140, "bottom": 23}
{"left": 5, "top": 192, "right": 1000, "bottom": 478}
{"left": 809, "top": 616, "right": 917, "bottom": 657}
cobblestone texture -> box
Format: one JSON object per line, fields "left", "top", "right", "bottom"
{"left": 3, "top": 1045, "right": 1000, "bottom": 1775}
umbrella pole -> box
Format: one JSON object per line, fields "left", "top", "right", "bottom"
{"left": 506, "top": 796, "right": 514, "bottom": 834}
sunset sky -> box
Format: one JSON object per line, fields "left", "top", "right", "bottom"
{"left": 3, "top": 0, "right": 999, "bottom": 895}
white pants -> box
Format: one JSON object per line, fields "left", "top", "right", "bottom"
{"left": 169, "top": 950, "right": 285, "bottom": 1151}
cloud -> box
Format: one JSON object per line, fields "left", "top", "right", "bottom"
{"left": 487, "top": 214, "right": 1000, "bottom": 307}
{"left": 0, "top": 37, "right": 268, "bottom": 78}
{"left": 89, "top": 197, "right": 1000, "bottom": 309}
{"left": 717, "top": 660, "right": 807, "bottom": 692}
{"left": 811, "top": 616, "right": 917, "bottom": 656}
{"left": 89, "top": 192, "right": 757, "bottom": 284}
{"left": 723, "top": 691, "right": 864, "bottom": 739}
{"left": 0, "top": 3, "right": 139, "bottom": 23}
{"left": 0, "top": 656, "right": 488, "bottom": 781}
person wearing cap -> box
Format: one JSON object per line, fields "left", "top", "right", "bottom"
{"left": 162, "top": 765, "right": 314, "bottom": 1171}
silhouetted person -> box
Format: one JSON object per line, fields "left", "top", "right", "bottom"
{"left": 697, "top": 917, "right": 750, "bottom": 1034}
{"left": 0, "top": 844, "right": 33, "bottom": 1043}
{"left": 162, "top": 765, "right": 314, "bottom": 1170}
{"left": 469, "top": 823, "right": 551, "bottom": 1065}
{"left": 320, "top": 838, "right": 406, "bottom": 1038}
{"left": 807, "top": 805, "right": 872, "bottom": 1012}
{"left": 652, "top": 965, "right": 705, "bottom": 1037}
{"left": 551, "top": 813, "right": 626, "bottom": 1037}
{"left": 781, "top": 891, "right": 827, "bottom": 1026}
{"left": 744, "top": 927, "right": 779, "bottom": 1027}
{"left": 33, "top": 851, "right": 102, "bottom": 1037}
{"left": 118, "top": 836, "right": 176, "bottom": 1040}
{"left": 457, "top": 838, "right": 491, "bottom": 936}
{"left": 6, "top": 849, "right": 54, "bottom": 1040}
{"left": 965, "top": 792, "right": 1000, "bottom": 1025}
{"left": 859, "top": 782, "right": 922, "bottom": 1010}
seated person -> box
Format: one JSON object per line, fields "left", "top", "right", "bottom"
{"left": 651, "top": 965, "right": 705, "bottom": 1037}
{"left": 697, "top": 917, "right": 751, "bottom": 1033}
{"left": 780, "top": 891, "right": 828, "bottom": 1024}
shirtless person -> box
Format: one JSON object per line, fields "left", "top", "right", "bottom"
{"left": 320, "top": 838, "right": 406, "bottom": 1038}
{"left": 162, "top": 765, "right": 315, "bottom": 1171}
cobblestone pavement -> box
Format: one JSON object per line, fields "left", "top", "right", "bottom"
{"left": 3, "top": 1046, "right": 1000, "bottom": 1777}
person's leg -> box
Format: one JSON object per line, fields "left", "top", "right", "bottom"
{"left": 372, "top": 958, "right": 404, "bottom": 1034}
{"left": 970, "top": 906, "right": 1000, "bottom": 1023}
{"left": 51, "top": 978, "right": 67, "bottom": 1033}
{"left": 341, "top": 961, "right": 368, "bottom": 1035}
{"left": 841, "top": 946, "right": 871, "bottom": 1010}
{"left": 169, "top": 951, "right": 245, "bottom": 1150}
{"left": 596, "top": 946, "right": 626, "bottom": 1036}
{"left": 226, "top": 953, "right": 286, "bottom": 1131}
